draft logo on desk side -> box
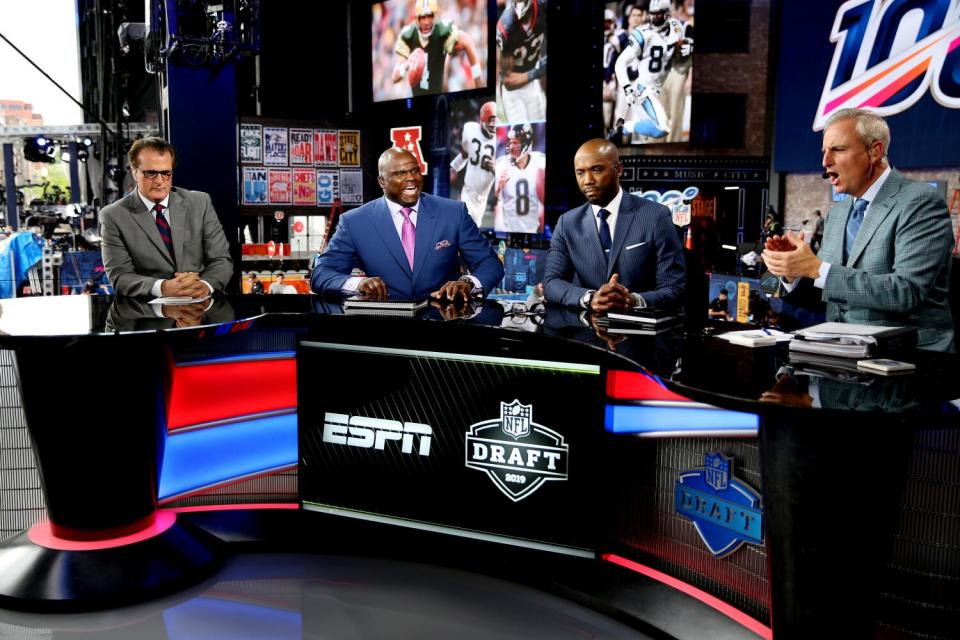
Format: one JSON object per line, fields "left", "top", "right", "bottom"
{"left": 465, "top": 400, "right": 569, "bottom": 502}
{"left": 675, "top": 452, "right": 764, "bottom": 558}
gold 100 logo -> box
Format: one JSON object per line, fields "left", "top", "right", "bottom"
{"left": 815, "top": 0, "right": 960, "bottom": 130}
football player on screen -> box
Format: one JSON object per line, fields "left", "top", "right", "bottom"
{"left": 613, "top": 0, "right": 693, "bottom": 141}
{"left": 450, "top": 101, "right": 497, "bottom": 228}
{"left": 494, "top": 123, "right": 545, "bottom": 234}
{"left": 497, "top": 0, "right": 547, "bottom": 123}
{"left": 392, "top": 0, "right": 483, "bottom": 97}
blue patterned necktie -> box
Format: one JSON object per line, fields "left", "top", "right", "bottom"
{"left": 597, "top": 208, "right": 612, "bottom": 254}
{"left": 844, "top": 198, "right": 868, "bottom": 262}
{"left": 153, "top": 203, "right": 175, "bottom": 261}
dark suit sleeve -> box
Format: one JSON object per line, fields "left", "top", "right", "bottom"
{"left": 543, "top": 213, "right": 590, "bottom": 307}
{"left": 100, "top": 204, "right": 157, "bottom": 297}
{"left": 310, "top": 215, "right": 358, "bottom": 295}
{"left": 456, "top": 203, "right": 504, "bottom": 295}
{"left": 634, "top": 207, "right": 685, "bottom": 309}
{"left": 198, "top": 193, "right": 234, "bottom": 292}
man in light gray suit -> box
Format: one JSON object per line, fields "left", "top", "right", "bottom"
{"left": 763, "top": 108, "right": 954, "bottom": 351}
{"left": 543, "top": 139, "right": 685, "bottom": 312}
{"left": 100, "top": 138, "right": 233, "bottom": 298}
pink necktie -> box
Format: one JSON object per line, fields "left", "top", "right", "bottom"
{"left": 400, "top": 207, "right": 416, "bottom": 269}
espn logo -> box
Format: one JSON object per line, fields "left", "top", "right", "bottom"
{"left": 322, "top": 412, "right": 432, "bottom": 456}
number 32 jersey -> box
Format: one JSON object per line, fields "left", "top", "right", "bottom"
{"left": 495, "top": 152, "right": 545, "bottom": 234}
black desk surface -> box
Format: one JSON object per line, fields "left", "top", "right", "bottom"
{"left": 1, "top": 293, "right": 957, "bottom": 420}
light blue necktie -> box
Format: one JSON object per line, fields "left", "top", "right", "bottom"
{"left": 844, "top": 198, "right": 868, "bottom": 262}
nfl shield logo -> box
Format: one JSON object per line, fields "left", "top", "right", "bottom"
{"left": 671, "top": 201, "right": 691, "bottom": 227}
{"left": 704, "top": 452, "right": 731, "bottom": 491}
{"left": 500, "top": 400, "right": 531, "bottom": 439}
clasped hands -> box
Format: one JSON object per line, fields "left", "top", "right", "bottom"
{"left": 590, "top": 274, "right": 636, "bottom": 313}
{"left": 761, "top": 231, "right": 822, "bottom": 283}
{"left": 161, "top": 272, "right": 208, "bottom": 298}
{"left": 357, "top": 276, "right": 474, "bottom": 303}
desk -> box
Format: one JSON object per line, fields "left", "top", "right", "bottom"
{"left": 0, "top": 295, "right": 957, "bottom": 638}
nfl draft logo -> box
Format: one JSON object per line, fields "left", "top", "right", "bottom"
{"left": 465, "top": 401, "right": 568, "bottom": 502}
{"left": 815, "top": 0, "right": 960, "bottom": 129}
{"left": 675, "top": 452, "right": 764, "bottom": 558}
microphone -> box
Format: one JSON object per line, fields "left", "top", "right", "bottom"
{"left": 822, "top": 172, "right": 830, "bottom": 179}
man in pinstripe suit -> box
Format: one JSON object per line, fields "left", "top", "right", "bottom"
{"left": 763, "top": 109, "right": 954, "bottom": 351}
{"left": 543, "top": 139, "right": 685, "bottom": 312}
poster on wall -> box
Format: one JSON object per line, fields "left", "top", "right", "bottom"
{"left": 264, "top": 127, "right": 289, "bottom": 166}
{"left": 495, "top": 0, "right": 547, "bottom": 126}
{"left": 315, "top": 129, "right": 339, "bottom": 167}
{"left": 239, "top": 124, "right": 263, "bottom": 163}
{"left": 338, "top": 130, "right": 361, "bottom": 166}
{"left": 293, "top": 168, "right": 317, "bottom": 206}
{"left": 371, "top": 0, "right": 488, "bottom": 102}
{"left": 340, "top": 168, "right": 363, "bottom": 204}
{"left": 775, "top": 0, "right": 960, "bottom": 171}
{"left": 493, "top": 122, "right": 546, "bottom": 234}
{"left": 290, "top": 128, "right": 314, "bottom": 165}
{"left": 448, "top": 96, "right": 497, "bottom": 229}
{"left": 242, "top": 167, "right": 268, "bottom": 205}
{"left": 601, "top": 1, "right": 694, "bottom": 144}
{"left": 268, "top": 168, "right": 292, "bottom": 204}
{"left": 317, "top": 169, "right": 340, "bottom": 205}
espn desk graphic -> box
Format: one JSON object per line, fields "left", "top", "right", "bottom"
{"left": 297, "top": 341, "right": 604, "bottom": 556}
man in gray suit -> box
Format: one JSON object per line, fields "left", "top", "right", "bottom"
{"left": 100, "top": 138, "right": 233, "bottom": 298}
{"left": 763, "top": 108, "right": 954, "bottom": 351}
{"left": 543, "top": 139, "right": 685, "bottom": 312}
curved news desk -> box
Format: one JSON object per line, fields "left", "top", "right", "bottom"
{"left": 0, "top": 294, "right": 957, "bottom": 639}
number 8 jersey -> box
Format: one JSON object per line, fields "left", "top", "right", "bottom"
{"left": 494, "top": 151, "right": 545, "bottom": 234}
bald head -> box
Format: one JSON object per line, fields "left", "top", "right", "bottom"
{"left": 378, "top": 146, "right": 423, "bottom": 206}
{"left": 574, "top": 139, "right": 623, "bottom": 206}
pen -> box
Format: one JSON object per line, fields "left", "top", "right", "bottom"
{"left": 761, "top": 328, "right": 771, "bottom": 335}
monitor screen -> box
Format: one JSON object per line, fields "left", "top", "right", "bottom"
{"left": 372, "top": 0, "right": 490, "bottom": 102}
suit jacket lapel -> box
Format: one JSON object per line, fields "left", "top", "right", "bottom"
{"left": 607, "top": 195, "right": 636, "bottom": 278}
{"left": 412, "top": 195, "right": 440, "bottom": 283}
{"left": 578, "top": 204, "right": 606, "bottom": 266}
{"left": 127, "top": 192, "right": 175, "bottom": 268}
{"left": 848, "top": 170, "right": 902, "bottom": 266}
{"left": 371, "top": 198, "right": 412, "bottom": 277}
{"left": 168, "top": 189, "right": 186, "bottom": 270}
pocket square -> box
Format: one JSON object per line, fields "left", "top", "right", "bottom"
{"left": 625, "top": 242, "right": 647, "bottom": 250}
{"left": 435, "top": 239, "right": 451, "bottom": 250}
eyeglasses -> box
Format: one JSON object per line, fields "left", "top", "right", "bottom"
{"left": 139, "top": 169, "right": 174, "bottom": 180}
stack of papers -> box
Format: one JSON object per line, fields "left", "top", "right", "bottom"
{"left": 342, "top": 297, "right": 428, "bottom": 317}
{"left": 715, "top": 328, "right": 792, "bottom": 347}
{"left": 599, "top": 307, "right": 683, "bottom": 335}
{"left": 789, "top": 322, "right": 916, "bottom": 358}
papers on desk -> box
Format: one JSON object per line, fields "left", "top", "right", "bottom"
{"left": 342, "top": 296, "right": 428, "bottom": 316}
{"left": 715, "top": 328, "right": 792, "bottom": 347}
{"left": 149, "top": 293, "right": 212, "bottom": 305}
{"left": 789, "top": 322, "right": 917, "bottom": 358}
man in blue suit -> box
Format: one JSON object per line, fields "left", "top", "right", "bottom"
{"left": 311, "top": 147, "right": 503, "bottom": 301}
{"left": 543, "top": 139, "right": 685, "bottom": 312}
{"left": 763, "top": 108, "right": 954, "bottom": 351}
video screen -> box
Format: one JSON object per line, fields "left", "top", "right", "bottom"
{"left": 448, "top": 95, "right": 497, "bottom": 229}
{"left": 602, "top": 1, "right": 694, "bottom": 144}
{"left": 372, "top": 0, "right": 489, "bottom": 102}
{"left": 493, "top": 121, "right": 546, "bottom": 234}
{"left": 495, "top": 0, "right": 547, "bottom": 124}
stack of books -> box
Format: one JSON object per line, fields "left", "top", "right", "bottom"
{"left": 342, "top": 297, "right": 428, "bottom": 317}
{"left": 788, "top": 322, "right": 917, "bottom": 358}
{"left": 597, "top": 307, "right": 683, "bottom": 335}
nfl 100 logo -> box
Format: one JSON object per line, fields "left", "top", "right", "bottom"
{"left": 675, "top": 452, "right": 764, "bottom": 558}
{"left": 465, "top": 400, "right": 568, "bottom": 502}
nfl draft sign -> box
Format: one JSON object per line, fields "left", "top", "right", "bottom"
{"left": 466, "top": 400, "right": 569, "bottom": 502}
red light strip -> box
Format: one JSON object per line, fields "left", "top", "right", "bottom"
{"left": 28, "top": 511, "right": 177, "bottom": 551}
{"left": 606, "top": 370, "right": 694, "bottom": 402}
{"left": 602, "top": 553, "right": 772, "bottom": 639}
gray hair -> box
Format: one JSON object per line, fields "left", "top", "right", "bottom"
{"left": 825, "top": 108, "right": 890, "bottom": 164}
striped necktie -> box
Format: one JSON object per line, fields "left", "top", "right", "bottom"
{"left": 153, "top": 203, "right": 175, "bottom": 261}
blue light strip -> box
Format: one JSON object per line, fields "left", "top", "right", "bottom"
{"left": 159, "top": 413, "right": 298, "bottom": 500}
{"left": 605, "top": 404, "right": 759, "bottom": 434}
{"left": 174, "top": 351, "right": 296, "bottom": 366}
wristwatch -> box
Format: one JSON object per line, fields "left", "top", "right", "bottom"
{"left": 581, "top": 290, "right": 595, "bottom": 309}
